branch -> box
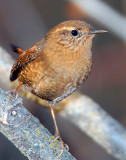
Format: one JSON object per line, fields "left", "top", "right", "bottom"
{"left": 60, "top": 93, "right": 126, "bottom": 160}
{"left": 0, "top": 88, "right": 76, "bottom": 160}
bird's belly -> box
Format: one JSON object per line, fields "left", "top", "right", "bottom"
{"left": 31, "top": 76, "right": 77, "bottom": 102}
{"left": 33, "top": 69, "right": 88, "bottom": 102}
{"left": 18, "top": 60, "right": 91, "bottom": 102}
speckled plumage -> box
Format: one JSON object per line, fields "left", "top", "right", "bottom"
{"left": 10, "top": 20, "right": 96, "bottom": 104}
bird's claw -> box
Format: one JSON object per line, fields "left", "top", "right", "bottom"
{"left": 8, "top": 89, "right": 18, "bottom": 101}
{"left": 54, "top": 133, "right": 69, "bottom": 156}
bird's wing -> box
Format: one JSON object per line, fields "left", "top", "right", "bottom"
{"left": 10, "top": 40, "right": 45, "bottom": 81}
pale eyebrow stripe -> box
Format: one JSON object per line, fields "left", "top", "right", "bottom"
{"left": 55, "top": 26, "right": 77, "bottom": 32}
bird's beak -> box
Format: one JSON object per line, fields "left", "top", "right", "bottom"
{"left": 88, "top": 29, "right": 107, "bottom": 35}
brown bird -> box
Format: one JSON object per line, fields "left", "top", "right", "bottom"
{"left": 10, "top": 20, "right": 107, "bottom": 150}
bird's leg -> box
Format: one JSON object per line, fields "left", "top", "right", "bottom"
{"left": 49, "top": 103, "right": 65, "bottom": 150}
{"left": 9, "top": 82, "right": 23, "bottom": 100}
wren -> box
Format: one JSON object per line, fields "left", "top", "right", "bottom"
{"left": 10, "top": 20, "right": 107, "bottom": 150}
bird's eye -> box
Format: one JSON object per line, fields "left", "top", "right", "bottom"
{"left": 71, "top": 30, "right": 78, "bottom": 36}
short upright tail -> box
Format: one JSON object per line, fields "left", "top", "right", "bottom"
{"left": 10, "top": 43, "right": 24, "bottom": 54}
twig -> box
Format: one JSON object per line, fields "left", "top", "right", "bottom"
{"left": 0, "top": 88, "right": 76, "bottom": 160}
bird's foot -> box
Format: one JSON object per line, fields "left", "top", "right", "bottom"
{"left": 8, "top": 83, "right": 23, "bottom": 101}
{"left": 8, "top": 89, "right": 18, "bottom": 101}
{"left": 54, "top": 132, "right": 69, "bottom": 156}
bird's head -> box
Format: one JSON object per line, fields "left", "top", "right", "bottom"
{"left": 45, "top": 20, "right": 107, "bottom": 51}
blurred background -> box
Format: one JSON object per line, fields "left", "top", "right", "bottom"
{"left": 0, "top": 0, "right": 126, "bottom": 160}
